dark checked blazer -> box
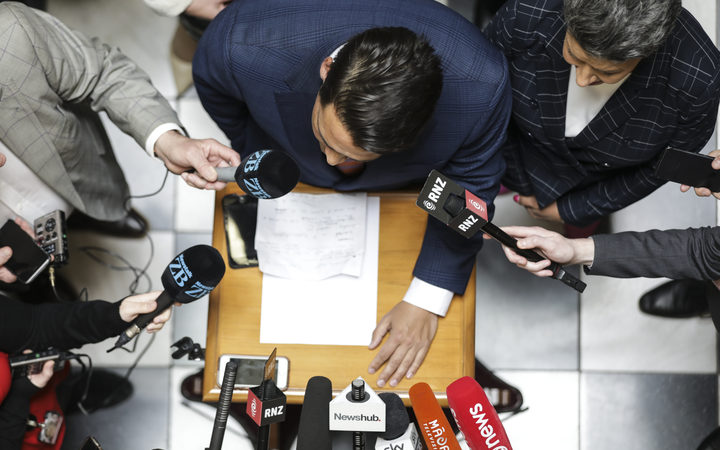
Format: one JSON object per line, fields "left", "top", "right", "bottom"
{"left": 193, "top": 0, "right": 511, "bottom": 294}
{"left": 486, "top": 0, "right": 720, "bottom": 225}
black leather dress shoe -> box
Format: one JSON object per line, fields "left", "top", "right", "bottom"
{"left": 67, "top": 208, "right": 148, "bottom": 238}
{"left": 474, "top": 359, "right": 524, "bottom": 414}
{"left": 639, "top": 280, "right": 710, "bottom": 318}
{"left": 697, "top": 426, "right": 720, "bottom": 450}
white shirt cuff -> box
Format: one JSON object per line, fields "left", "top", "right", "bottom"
{"left": 402, "top": 277, "right": 454, "bottom": 317}
{"left": 145, "top": 123, "right": 185, "bottom": 156}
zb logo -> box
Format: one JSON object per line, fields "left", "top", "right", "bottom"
{"left": 169, "top": 255, "right": 192, "bottom": 287}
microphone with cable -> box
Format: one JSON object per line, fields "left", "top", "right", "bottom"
{"left": 416, "top": 170, "right": 586, "bottom": 293}
{"left": 297, "top": 376, "right": 332, "bottom": 450}
{"left": 408, "top": 382, "right": 461, "bottom": 450}
{"left": 375, "top": 392, "right": 422, "bottom": 450}
{"left": 215, "top": 149, "right": 300, "bottom": 199}
{"left": 108, "top": 244, "right": 226, "bottom": 352}
{"left": 446, "top": 376, "right": 513, "bottom": 450}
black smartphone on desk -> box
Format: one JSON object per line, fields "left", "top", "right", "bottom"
{"left": 0, "top": 219, "right": 51, "bottom": 284}
{"left": 654, "top": 147, "right": 720, "bottom": 192}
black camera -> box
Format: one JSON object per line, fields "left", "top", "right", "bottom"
{"left": 34, "top": 210, "right": 69, "bottom": 266}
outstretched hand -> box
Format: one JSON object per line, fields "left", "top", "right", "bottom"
{"left": 512, "top": 195, "right": 563, "bottom": 223}
{"left": 118, "top": 291, "right": 177, "bottom": 333}
{"left": 154, "top": 130, "right": 241, "bottom": 191}
{"left": 367, "top": 301, "right": 438, "bottom": 387}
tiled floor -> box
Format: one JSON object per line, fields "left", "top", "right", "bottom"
{"left": 38, "top": 0, "right": 720, "bottom": 448}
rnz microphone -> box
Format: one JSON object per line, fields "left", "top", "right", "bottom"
{"left": 375, "top": 392, "right": 422, "bottom": 450}
{"left": 416, "top": 170, "right": 586, "bottom": 293}
{"left": 408, "top": 382, "right": 461, "bottom": 450}
{"left": 297, "top": 376, "right": 332, "bottom": 450}
{"left": 215, "top": 149, "right": 300, "bottom": 199}
{"left": 446, "top": 377, "right": 513, "bottom": 450}
{"left": 109, "top": 245, "right": 226, "bottom": 351}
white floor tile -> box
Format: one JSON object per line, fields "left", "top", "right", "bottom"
{"left": 169, "top": 366, "right": 254, "bottom": 450}
{"left": 177, "top": 94, "right": 231, "bottom": 146}
{"left": 174, "top": 177, "right": 216, "bottom": 232}
{"left": 495, "top": 370, "right": 580, "bottom": 450}
{"left": 64, "top": 230, "right": 175, "bottom": 367}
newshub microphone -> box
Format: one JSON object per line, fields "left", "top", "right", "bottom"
{"left": 330, "top": 378, "right": 386, "bottom": 450}
{"left": 297, "top": 376, "right": 332, "bottom": 450}
{"left": 108, "top": 245, "right": 226, "bottom": 352}
{"left": 375, "top": 392, "right": 422, "bottom": 450}
{"left": 215, "top": 149, "right": 300, "bottom": 199}
{"left": 408, "top": 382, "right": 461, "bottom": 450}
{"left": 416, "top": 170, "right": 586, "bottom": 293}
{"left": 446, "top": 377, "right": 512, "bottom": 450}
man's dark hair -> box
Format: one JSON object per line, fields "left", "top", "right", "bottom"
{"left": 564, "top": 0, "right": 682, "bottom": 61}
{"left": 318, "top": 27, "right": 443, "bottom": 154}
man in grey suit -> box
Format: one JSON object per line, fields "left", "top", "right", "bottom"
{"left": 0, "top": 2, "right": 240, "bottom": 237}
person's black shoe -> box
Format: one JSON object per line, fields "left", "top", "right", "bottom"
{"left": 697, "top": 426, "right": 720, "bottom": 450}
{"left": 67, "top": 208, "right": 148, "bottom": 238}
{"left": 474, "top": 359, "right": 524, "bottom": 414}
{"left": 639, "top": 280, "right": 710, "bottom": 318}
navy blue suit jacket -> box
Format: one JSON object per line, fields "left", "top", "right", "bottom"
{"left": 486, "top": 0, "right": 720, "bottom": 225}
{"left": 194, "top": 0, "right": 511, "bottom": 293}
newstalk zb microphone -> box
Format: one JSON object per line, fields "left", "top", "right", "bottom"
{"left": 408, "top": 382, "right": 461, "bottom": 450}
{"left": 446, "top": 376, "right": 513, "bottom": 450}
{"left": 297, "top": 376, "right": 332, "bottom": 450}
{"left": 215, "top": 149, "right": 300, "bottom": 199}
{"left": 416, "top": 170, "right": 586, "bottom": 293}
{"left": 108, "top": 244, "right": 226, "bottom": 351}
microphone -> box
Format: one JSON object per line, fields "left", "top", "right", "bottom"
{"left": 108, "top": 244, "right": 226, "bottom": 352}
{"left": 375, "top": 392, "right": 422, "bottom": 450}
{"left": 215, "top": 149, "right": 300, "bottom": 199}
{"left": 297, "top": 376, "right": 332, "bottom": 450}
{"left": 330, "top": 378, "right": 386, "bottom": 450}
{"left": 408, "top": 382, "right": 461, "bottom": 450}
{"left": 446, "top": 377, "right": 513, "bottom": 450}
{"left": 416, "top": 170, "right": 586, "bottom": 293}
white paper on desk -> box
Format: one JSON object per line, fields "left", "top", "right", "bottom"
{"left": 259, "top": 197, "right": 379, "bottom": 346}
{"left": 255, "top": 192, "right": 367, "bottom": 280}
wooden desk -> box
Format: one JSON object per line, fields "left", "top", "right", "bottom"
{"left": 203, "top": 184, "right": 475, "bottom": 406}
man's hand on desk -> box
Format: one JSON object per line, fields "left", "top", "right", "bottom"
{"left": 367, "top": 301, "right": 438, "bottom": 388}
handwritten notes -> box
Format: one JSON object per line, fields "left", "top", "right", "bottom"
{"left": 255, "top": 193, "right": 368, "bottom": 280}
{"left": 258, "top": 195, "right": 379, "bottom": 346}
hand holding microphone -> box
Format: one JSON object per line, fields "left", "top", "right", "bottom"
{"left": 108, "top": 244, "right": 226, "bottom": 352}
{"left": 214, "top": 149, "right": 300, "bottom": 199}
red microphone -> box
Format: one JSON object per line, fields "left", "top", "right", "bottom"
{"left": 446, "top": 376, "right": 513, "bottom": 450}
{"left": 408, "top": 382, "right": 461, "bottom": 450}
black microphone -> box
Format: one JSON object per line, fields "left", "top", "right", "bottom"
{"left": 215, "top": 149, "right": 300, "bottom": 199}
{"left": 108, "top": 244, "right": 226, "bottom": 352}
{"left": 375, "top": 392, "right": 422, "bottom": 450}
{"left": 416, "top": 170, "right": 586, "bottom": 293}
{"left": 297, "top": 376, "right": 332, "bottom": 450}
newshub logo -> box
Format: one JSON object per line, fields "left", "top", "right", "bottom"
{"left": 333, "top": 413, "right": 382, "bottom": 422}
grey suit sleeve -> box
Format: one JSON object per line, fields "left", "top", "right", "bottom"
{"left": 0, "top": 3, "right": 180, "bottom": 148}
{"left": 588, "top": 227, "right": 720, "bottom": 280}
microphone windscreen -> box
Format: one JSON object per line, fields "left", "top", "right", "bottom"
{"left": 161, "top": 244, "right": 226, "bottom": 303}
{"left": 446, "top": 376, "right": 512, "bottom": 450}
{"left": 297, "top": 376, "right": 332, "bottom": 450}
{"left": 378, "top": 392, "right": 409, "bottom": 440}
{"left": 409, "top": 382, "right": 461, "bottom": 450}
{"left": 237, "top": 150, "right": 300, "bottom": 199}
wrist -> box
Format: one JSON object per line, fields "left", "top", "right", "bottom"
{"left": 571, "top": 237, "right": 595, "bottom": 266}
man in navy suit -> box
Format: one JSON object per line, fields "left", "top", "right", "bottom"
{"left": 485, "top": 0, "right": 720, "bottom": 226}
{"left": 193, "top": 0, "right": 511, "bottom": 387}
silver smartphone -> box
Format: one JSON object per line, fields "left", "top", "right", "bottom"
{"left": 217, "top": 354, "right": 289, "bottom": 390}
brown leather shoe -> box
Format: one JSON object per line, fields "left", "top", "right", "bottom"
{"left": 67, "top": 208, "right": 148, "bottom": 238}
{"left": 180, "top": 368, "right": 204, "bottom": 403}
{"left": 474, "top": 359, "right": 524, "bottom": 414}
